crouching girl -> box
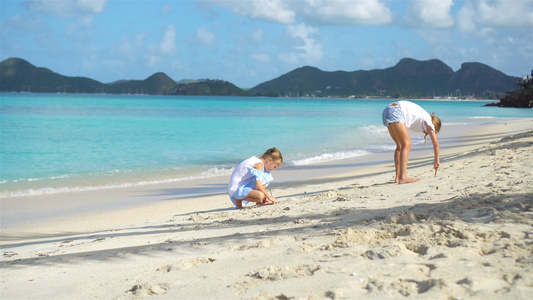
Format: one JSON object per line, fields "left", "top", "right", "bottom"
{"left": 227, "top": 147, "right": 283, "bottom": 209}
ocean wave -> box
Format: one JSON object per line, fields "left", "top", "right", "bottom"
{"left": 361, "top": 124, "right": 387, "bottom": 132}
{"left": 2, "top": 146, "right": 395, "bottom": 197}
{"left": 285, "top": 149, "right": 372, "bottom": 166}
{"left": 0, "top": 166, "right": 234, "bottom": 198}
{"left": 444, "top": 122, "right": 469, "bottom": 126}
{"left": 51, "top": 174, "right": 74, "bottom": 179}
{"left": 369, "top": 144, "right": 397, "bottom": 152}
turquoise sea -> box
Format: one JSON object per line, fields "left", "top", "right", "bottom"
{"left": 1, "top": 93, "right": 531, "bottom": 197}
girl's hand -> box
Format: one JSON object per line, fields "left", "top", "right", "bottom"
{"left": 434, "top": 160, "right": 440, "bottom": 171}
{"left": 267, "top": 195, "right": 277, "bottom": 203}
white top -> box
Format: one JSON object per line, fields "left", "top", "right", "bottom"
{"left": 227, "top": 156, "right": 263, "bottom": 197}
{"left": 398, "top": 101, "right": 435, "bottom": 133}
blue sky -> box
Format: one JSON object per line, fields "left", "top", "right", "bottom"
{"left": 1, "top": 0, "right": 532, "bottom": 88}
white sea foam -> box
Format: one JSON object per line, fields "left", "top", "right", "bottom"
{"left": 285, "top": 149, "right": 371, "bottom": 166}
{"left": 444, "top": 122, "right": 469, "bottom": 126}
{"left": 51, "top": 174, "right": 74, "bottom": 179}
{"left": 0, "top": 166, "right": 234, "bottom": 198}
{"left": 362, "top": 124, "right": 389, "bottom": 135}
{"left": 2, "top": 147, "right": 392, "bottom": 198}
{"left": 370, "top": 144, "right": 397, "bottom": 152}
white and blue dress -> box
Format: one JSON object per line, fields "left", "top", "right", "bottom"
{"left": 227, "top": 156, "right": 273, "bottom": 207}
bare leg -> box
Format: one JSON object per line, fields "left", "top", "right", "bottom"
{"left": 387, "top": 123, "right": 420, "bottom": 184}
{"left": 234, "top": 190, "right": 269, "bottom": 209}
{"left": 387, "top": 126, "right": 401, "bottom": 183}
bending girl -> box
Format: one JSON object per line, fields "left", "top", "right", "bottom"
{"left": 382, "top": 101, "right": 441, "bottom": 184}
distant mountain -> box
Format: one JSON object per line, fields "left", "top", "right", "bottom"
{"left": 0, "top": 58, "right": 247, "bottom": 96}
{"left": 0, "top": 57, "right": 103, "bottom": 93}
{"left": 249, "top": 58, "right": 520, "bottom": 98}
{"left": 106, "top": 72, "right": 178, "bottom": 95}
{"left": 0, "top": 57, "right": 522, "bottom": 98}
{"left": 166, "top": 79, "right": 249, "bottom": 96}
{"left": 451, "top": 62, "right": 517, "bottom": 95}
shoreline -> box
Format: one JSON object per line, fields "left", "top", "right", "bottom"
{"left": 1, "top": 119, "right": 531, "bottom": 235}
{"left": 0, "top": 96, "right": 524, "bottom": 198}
{"left": 0, "top": 119, "right": 531, "bottom": 299}
{"left": 2, "top": 91, "right": 500, "bottom": 101}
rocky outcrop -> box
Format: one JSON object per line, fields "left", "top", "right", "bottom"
{"left": 501, "top": 89, "right": 533, "bottom": 108}
{"left": 486, "top": 89, "right": 532, "bottom": 108}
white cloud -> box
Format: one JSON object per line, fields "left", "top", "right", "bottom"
{"left": 460, "top": 0, "right": 533, "bottom": 27}
{"left": 456, "top": 0, "right": 531, "bottom": 45}
{"left": 456, "top": 3, "right": 494, "bottom": 41}
{"left": 25, "top": 0, "right": 107, "bottom": 17}
{"left": 287, "top": 22, "right": 318, "bottom": 40}
{"left": 405, "top": 0, "right": 454, "bottom": 28}
{"left": 202, "top": 0, "right": 393, "bottom": 25}
{"left": 246, "top": 0, "right": 296, "bottom": 23}
{"left": 302, "top": 0, "right": 393, "bottom": 25}
{"left": 77, "top": 0, "right": 106, "bottom": 13}
{"left": 279, "top": 23, "right": 323, "bottom": 65}
{"left": 201, "top": 0, "right": 295, "bottom": 24}
{"left": 456, "top": 2, "right": 476, "bottom": 33}
{"left": 160, "top": 25, "right": 177, "bottom": 55}
{"left": 191, "top": 26, "right": 216, "bottom": 46}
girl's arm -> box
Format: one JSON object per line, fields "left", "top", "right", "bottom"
{"left": 252, "top": 163, "right": 276, "bottom": 203}
{"left": 426, "top": 123, "right": 440, "bottom": 171}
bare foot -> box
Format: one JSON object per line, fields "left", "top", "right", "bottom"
{"left": 235, "top": 199, "right": 243, "bottom": 209}
{"left": 398, "top": 177, "right": 420, "bottom": 184}
{"left": 263, "top": 199, "right": 275, "bottom": 205}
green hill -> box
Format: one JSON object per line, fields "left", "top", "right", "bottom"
{"left": 0, "top": 58, "right": 247, "bottom": 96}
{"left": 452, "top": 62, "right": 517, "bottom": 96}
{"left": 0, "top": 57, "right": 521, "bottom": 98}
{"left": 106, "top": 72, "right": 178, "bottom": 95}
{"left": 0, "top": 57, "right": 103, "bottom": 93}
{"left": 166, "top": 80, "right": 249, "bottom": 96}
{"left": 249, "top": 58, "right": 520, "bottom": 98}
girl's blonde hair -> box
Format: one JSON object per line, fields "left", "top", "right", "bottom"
{"left": 424, "top": 114, "right": 441, "bottom": 147}
{"left": 432, "top": 115, "right": 441, "bottom": 134}
{"left": 261, "top": 147, "right": 283, "bottom": 166}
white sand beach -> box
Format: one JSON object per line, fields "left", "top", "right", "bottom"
{"left": 1, "top": 119, "right": 532, "bottom": 299}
